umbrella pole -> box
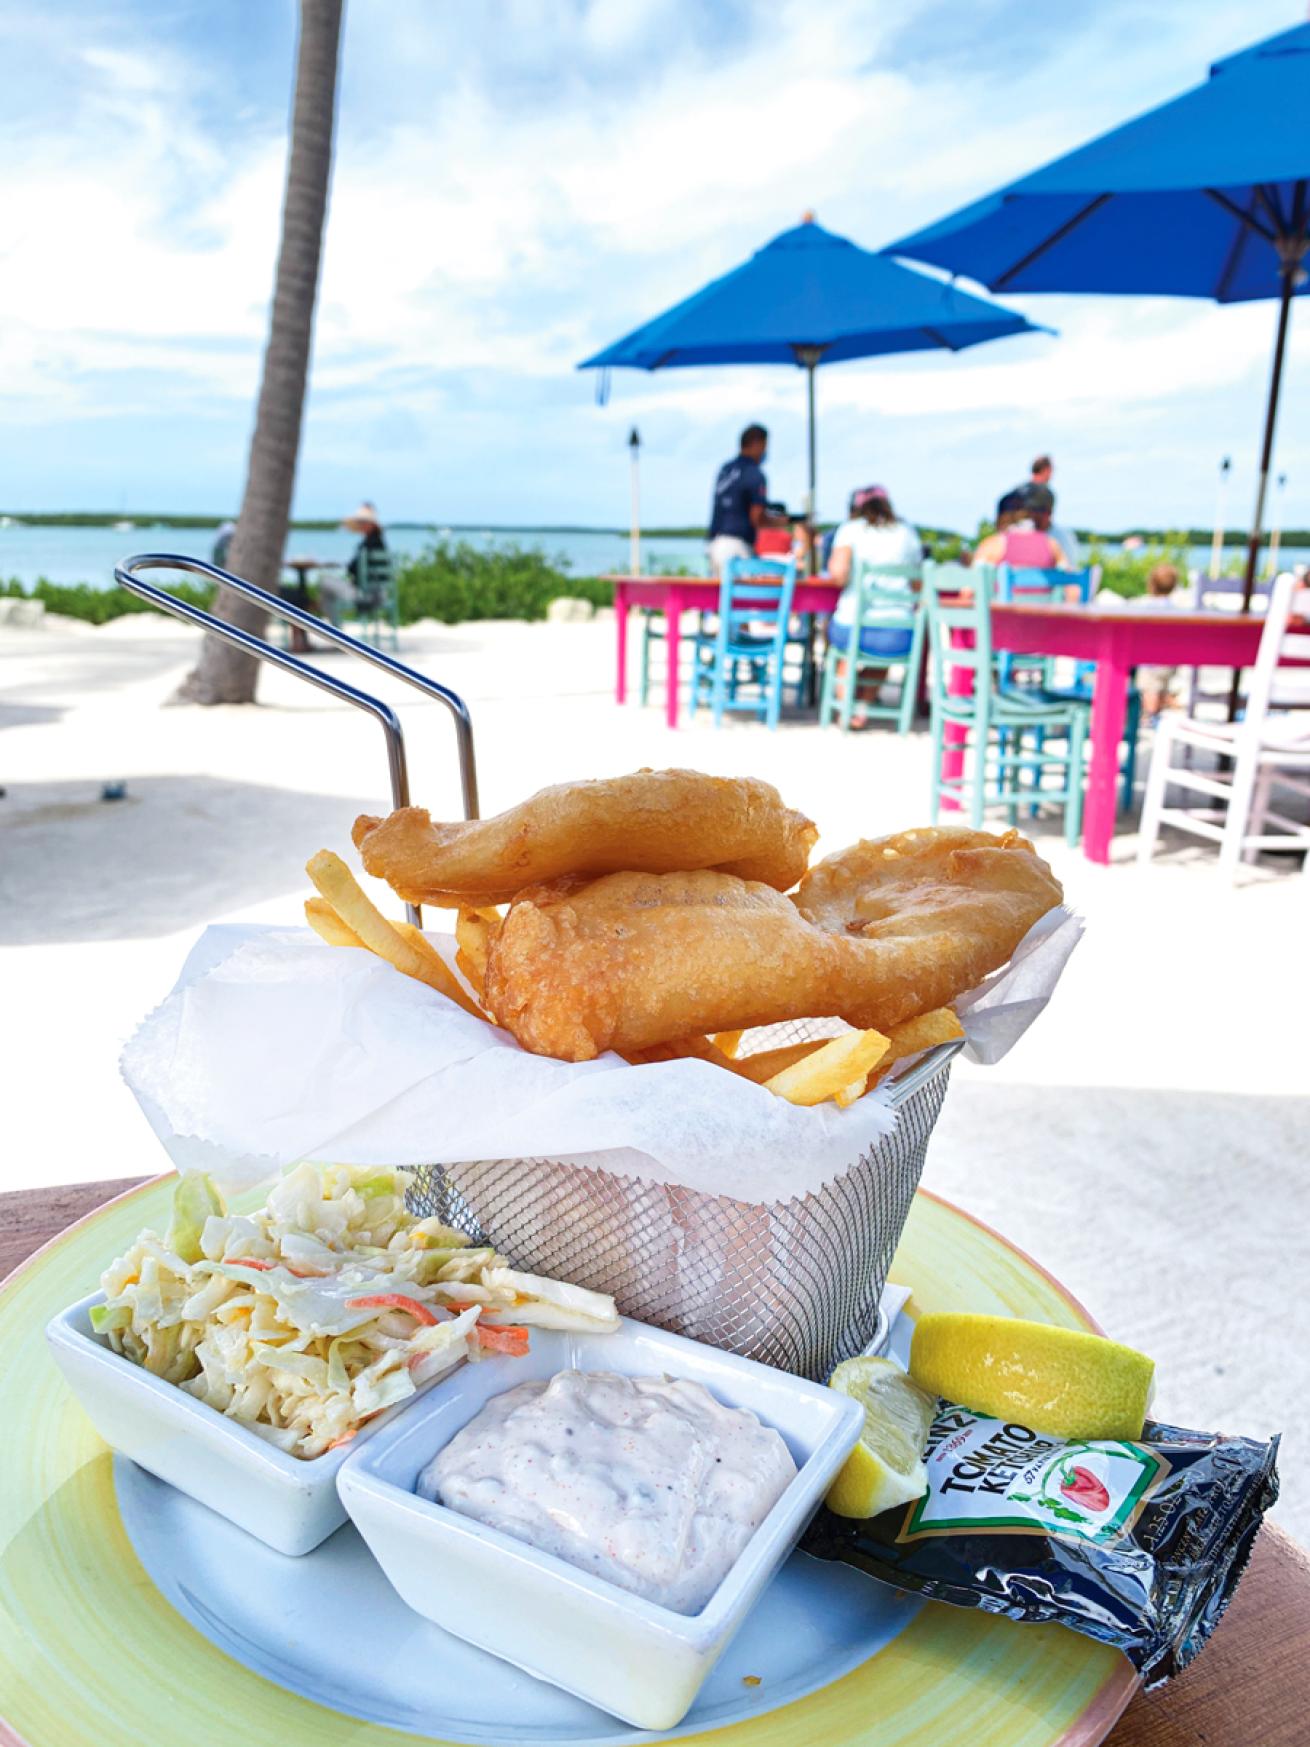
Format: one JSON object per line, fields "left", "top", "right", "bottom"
{"left": 806, "top": 358, "right": 817, "bottom": 569}
{"left": 1239, "top": 270, "right": 1295, "bottom": 608}
{"left": 806, "top": 359, "right": 817, "bottom": 530}
{"left": 1228, "top": 214, "right": 1306, "bottom": 718}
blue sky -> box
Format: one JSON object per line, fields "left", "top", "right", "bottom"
{"left": 1, "top": 0, "right": 1306, "bottom": 535}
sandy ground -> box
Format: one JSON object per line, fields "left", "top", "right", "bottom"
{"left": 2, "top": 611, "right": 1306, "bottom": 1538}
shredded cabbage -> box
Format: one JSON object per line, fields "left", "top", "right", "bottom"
{"left": 94, "top": 1165, "right": 617, "bottom": 1459}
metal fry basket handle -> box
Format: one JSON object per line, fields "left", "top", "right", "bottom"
{"left": 114, "top": 552, "right": 480, "bottom": 925}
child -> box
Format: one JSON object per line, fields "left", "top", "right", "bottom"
{"left": 1135, "top": 562, "right": 1182, "bottom": 723}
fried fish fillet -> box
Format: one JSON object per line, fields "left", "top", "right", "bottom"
{"left": 793, "top": 826, "right": 1064, "bottom": 1020}
{"left": 483, "top": 830, "right": 1061, "bottom": 1061}
{"left": 352, "top": 770, "right": 817, "bottom": 907}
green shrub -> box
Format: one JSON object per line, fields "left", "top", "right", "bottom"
{"left": 1088, "top": 533, "right": 1191, "bottom": 598}
{"left": 394, "top": 542, "right": 612, "bottom": 624}
{"left": 1, "top": 545, "right": 618, "bottom": 628}
{"left": 926, "top": 530, "right": 971, "bottom": 562}
{"left": 1, "top": 575, "right": 216, "bottom": 624}
{"left": 645, "top": 558, "right": 698, "bottom": 577}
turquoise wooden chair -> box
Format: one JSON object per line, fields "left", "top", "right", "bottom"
{"left": 782, "top": 612, "right": 820, "bottom": 710}
{"left": 690, "top": 557, "right": 798, "bottom": 730}
{"left": 818, "top": 559, "right": 923, "bottom": 734}
{"left": 639, "top": 605, "right": 712, "bottom": 705}
{"left": 923, "top": 561, "right": 1087, "bottom": 843}
{"left": 351, "top": 547, "right": 399, "bottom": 652}
{"left": 638, "top": 608, "right": 664, "bottom": 706}
{"left": 994, "top": 563, "right": 1071, "bottom": 693}
{"left": 997, "top": 563, "right": 1141, "bottom": 810}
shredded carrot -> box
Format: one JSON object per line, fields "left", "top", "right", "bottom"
{"left": 474, "top": 1323, "right": 530, "bottom": 1357}
{"left": 345, "top": 1293, "right": 439, "bottom": 1326}
{"left": 325, "top": 1430, "right": 357, "bottom": 1451}
{"left": 223, "top": 1256, "right": 327, "bottom": 1279}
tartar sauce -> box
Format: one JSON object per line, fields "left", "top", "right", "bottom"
{"left": 418, "top": 1370, "right": 797, "bottom": 1614}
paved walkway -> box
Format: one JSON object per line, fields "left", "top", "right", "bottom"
{"left": 2, "top": 612, "right": 1306, "bottom": 1535}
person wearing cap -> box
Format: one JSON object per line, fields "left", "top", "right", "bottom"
{"left": 827, "top": 485, "right": 922, "bottom": 589}
{"left": 824, "top": 485, "right": 924, "bottom": 723}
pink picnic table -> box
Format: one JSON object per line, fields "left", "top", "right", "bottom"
{"left": 970, "top": 601, "right": 1266, "bottom": 865}
{"left": 609, "top": 575, "right": 841, "bottom": 730}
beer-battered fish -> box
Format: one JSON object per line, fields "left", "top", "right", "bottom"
{"left": 353, "top": 770, "right": 817, "bottom": 907}
{"left": 794, "top": 826, "right": 1064, "bottom": 1018}
{"left": 483, "top": 830, "right": 1061, "bottom": 1061}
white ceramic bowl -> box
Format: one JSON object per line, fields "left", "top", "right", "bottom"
{"left": 337, "top": 1316, "right": 863, "bottom": 1732}
{"left": 47, "top": 1292, "right": 409, "bottom": 1555}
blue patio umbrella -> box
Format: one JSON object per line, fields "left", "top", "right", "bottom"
{"left": 885, "top": 22, "right": 1310, "bottom": 608}
{"left": 578, "top": 215, "right": 1044, "bottom": 523}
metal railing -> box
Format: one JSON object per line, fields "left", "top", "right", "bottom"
{"left": 113, "top": 553, "right": 480, "bottom": 924}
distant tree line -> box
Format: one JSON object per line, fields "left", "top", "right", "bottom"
{"left": 6, "top": 512, "right": 1307, "bottom": 546}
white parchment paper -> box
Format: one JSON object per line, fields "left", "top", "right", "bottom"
{"left": 121, "top": 908, "right": 1081, "bottom": 1199}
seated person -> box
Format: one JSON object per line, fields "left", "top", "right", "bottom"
{"left": 1128, "top": 562, "right": 1184, "bottom": 724}
{"left": 754, "top": 502, "right": 795, "bottom": 558}
{"left": 825, "top": 486, "right": 923, "bottom": 723}
{"left": 343, "top": 501, "right": 388, "bottom": 606}
{"left": 973, "top": 486, "right": 1071, "bottom": 574}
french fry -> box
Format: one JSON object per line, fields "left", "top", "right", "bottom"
{"left": 305, "top": 850, "right": 486, "bottom": 1020}
{"left": 621, "top": 1034, "right": 735, "bottom": 1068}
{"left": 764, "top": 1029, "right": 890, "bottom": 1107}
{"left": 394, "top": 922, "right": 488, "bottom": 1018}
{"left": 455, "top": 906, "right": 501, "bottom": 997}
{"left": 728, "top": 1039, "right": 828, "bottom": 1085}
{"left": 834, "top": 1077, "right": 867, "bottom": 1110}
{"left": 667, "top": 1034, "right": 735, "bottom": 1066}
{"left": 304, "top": 894, "right": 364, "bottom": 948}
{"left": 711, "top": 1030, "right": 744, "bottom": 1060}
{"left": 869, "top": 1008, "right": 964, "bottom": 1086}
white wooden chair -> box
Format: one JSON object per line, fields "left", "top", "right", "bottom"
{"left": 1185, "top": 573, "right": 1271, "bottom": 720}
{"left": 1139, "top": 572, "right": 1310, "bottom": 878}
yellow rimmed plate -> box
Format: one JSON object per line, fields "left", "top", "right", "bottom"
{"left": 0, "top": 1180, "right": 1137, "bottom": 1747}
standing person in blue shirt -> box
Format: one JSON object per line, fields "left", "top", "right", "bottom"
{"left": 707, "top": 424, "right": 787, "bottom": 573}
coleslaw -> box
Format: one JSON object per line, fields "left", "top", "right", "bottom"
{"left": 92, "top": 1164, "right": 618, "bottom": 1458}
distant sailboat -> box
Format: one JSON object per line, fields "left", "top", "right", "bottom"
{"left": 112, "top": 519, "right": 135, "bottom": 532}
{"left": 0, "top": 515, "right": 17, "bottom": 528}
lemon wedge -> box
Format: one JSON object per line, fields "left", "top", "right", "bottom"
{"left": 825, "top": 1356, "right": 937, "bottom": 1518}
{"left": 909, "top": 1313, "right": 1154, "bottom": 1442}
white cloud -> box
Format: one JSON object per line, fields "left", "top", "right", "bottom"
{"left": 0, "top": 0, "right": 1304, "bottom": 530}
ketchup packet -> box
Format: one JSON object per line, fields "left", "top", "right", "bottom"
{"left": 802, "top": 1406, "right": 1279, "bottom": 1686}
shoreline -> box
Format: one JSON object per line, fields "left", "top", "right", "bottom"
{"left": 6, "top": 513, "right": 1307, "bottom": 546}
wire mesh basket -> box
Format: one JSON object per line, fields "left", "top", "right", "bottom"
{"left": 408, "top": 1030, "right": 959, "bottom": 1380}
{"left": 115, "top": 557, "right": 962, "bottom": 1381}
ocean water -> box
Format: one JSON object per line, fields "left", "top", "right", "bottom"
{"left": 0, "top": 522, "right": 707, "bottom": 591}
{"left": 0, "top": 520, "right": 1300, "bottom": 593}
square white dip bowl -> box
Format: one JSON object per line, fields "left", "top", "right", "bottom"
{"left": 337, "top": 1315, "right": 863, "bottom": 1732}
{"left": 47, "top": 1291, "right": 412, "bottom": 1555}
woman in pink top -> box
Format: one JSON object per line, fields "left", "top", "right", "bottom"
{"left": 973, "top": 505, "right": 1069, "bottom": 571}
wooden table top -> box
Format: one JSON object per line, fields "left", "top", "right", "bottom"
{"left": 990, "top": 600, "right": 1262, "bottom": 628}
{"left": 4, "top": 1177, "right": 1306, "bottom": 1747}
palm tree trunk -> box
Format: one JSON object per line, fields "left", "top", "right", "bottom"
{"left": 175, "top": 0, "right": 343, "bottom": 705}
